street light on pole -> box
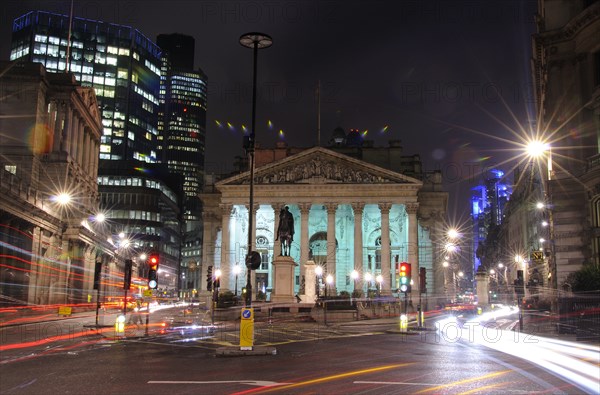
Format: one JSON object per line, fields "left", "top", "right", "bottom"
{"left": 376, "top": 274, "right": 383, "bottom": 297}
{"left": 233, "top": 265, "right": 241, "bottom": 297}
{"left": 364, "top": 272, "right": 373, "bottom": 297}
{"left": 351, "top": 269, "right": 359, "bottom": 295}
{"left": 239, "top": 32, "right": 273, "bottom": 308}
{"left": 315, "top": 265, "right": 323, "bottom": 299}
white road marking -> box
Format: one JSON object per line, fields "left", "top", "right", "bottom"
{"left": 148, "top": 380, "right": 290, "bottom": 387}
{"left": 354, "top": 380, "right": 437, "bottom": 386}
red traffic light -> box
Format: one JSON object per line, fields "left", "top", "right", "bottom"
{"left": 148, "top": 255, "right": 159, "bottom": 270}
{"left": 399, "top": 262, "right": 411, "bottom": 285}
{"left": 401, "top": 262, "right": 411, "bottom": 276}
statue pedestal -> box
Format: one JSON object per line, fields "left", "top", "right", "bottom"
{"left": 300, "top": 260, "right": 317, "bottom": 303}
{"left": 475, "top": 270, "right": 489, "bottom": 307}
{"left": 270, "top": 255, "right": 298, "bottom": 304}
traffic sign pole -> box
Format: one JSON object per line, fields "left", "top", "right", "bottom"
{"left": 240, "top": 307, "right": 254, "bottom": 350}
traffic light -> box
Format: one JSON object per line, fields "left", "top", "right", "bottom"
{"left": 399, "top": 262, "right": 411, "bottom": 292}
{"left": 419, "top": 267, "right": 427, "bottom": 294}
{"left": 93, "top": 260, "right": 103, "bottom": 290}
{"left": 206, "top": 265, "right": 213, "bottom": 291}
{"left": 123, "top": 259, "right": 133, "bottom": 290}
{"left": 147, "top": 254, "right": 159, "bottom": 289}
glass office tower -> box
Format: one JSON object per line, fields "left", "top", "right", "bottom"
{"left": 10, "top": 11, "right": 162, "bottom": 163}
{"left": 157, "top": 33, "right": 207, "bottom": 229}
{"left": 10, "top": 11, "right": 181, "bottom": 290}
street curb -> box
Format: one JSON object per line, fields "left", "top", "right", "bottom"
{"left": 215, "top": 346, "right": 277, "bottom": 357}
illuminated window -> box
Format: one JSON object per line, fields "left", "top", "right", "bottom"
{"left": 4, "top": 165, "right": 17, "bottom": 175}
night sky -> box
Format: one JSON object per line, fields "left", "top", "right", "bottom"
{"left": 0, "top": 0, "right": 539, "bottom": 218}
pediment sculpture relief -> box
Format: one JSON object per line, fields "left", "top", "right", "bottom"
{"left": 256, "top": 157, "right": 398, "bottom": 184}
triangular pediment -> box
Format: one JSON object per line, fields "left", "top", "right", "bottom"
{"left": 218, "top": 147, "right": 422, "bottom": 187}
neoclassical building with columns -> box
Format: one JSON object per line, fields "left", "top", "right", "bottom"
{"left": 201, "top": 141, "right": 449, "bottom": 303}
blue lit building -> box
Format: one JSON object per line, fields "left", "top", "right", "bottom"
{"left": 471, "top": 169, "right": 512, "bottom": 273}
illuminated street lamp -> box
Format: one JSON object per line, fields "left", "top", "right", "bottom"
{"left": 447, "top": 228, "right": 459, "bottom": 240}
{"left": 315, "top": 265, "right": 323, "bottom": 298}
{"left": 325, "top": 273, "right": 334, "bottom": 298}
{"left": 351, "top": 269, "right": 359, "bottom": 293}
{"left": 376, "top": 274, "right": 383, "bottom": 297}
{"left": 364, "top": 272, "right": 373, "bottom": 296}
{"left": 52, "top": 192, "right": 72, "bottom": 205}
{"left": 233, "top": 265, "right": 241, "bottom": 296}
{"left": 239, "top": 32, "right": 273, "bottom": 307}
{"left": 445, "top": 242, "right": 457, "bottom": 253}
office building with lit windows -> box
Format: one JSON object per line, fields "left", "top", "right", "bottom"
{"left": 9, "top": 11, "right": 182, "bottom": 288}
{"left": 156, "top": 33, "right": 207, "bottom": 295}
{"left": 157, "top": 33, "right": 207, "bottom": 229}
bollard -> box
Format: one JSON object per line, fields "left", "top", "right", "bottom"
{"left": 115, "top": 315, "right": 126, "bottom": 336}
{"left": 399, "top": 314, "right": 408, "bottom": 332}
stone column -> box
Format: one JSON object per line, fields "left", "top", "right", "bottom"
{"left": 251, "top": 204, "right": 259, "bottom": 251}
{"left": 92, "top": 140, "right": 99, "bottom": 176}
{"left": 58, "top": 103, "right": 69, "bottom": 152}
{"left": 406, "top": 202, "right": 419, "bottom": 293}
{"left": 299, "top": 203, "right": 311, "bottom": 277}
{"left": 351, "top": 203, "right": 364, "bottom": 293}
{"left": 77, "top": 117, "right": 85, "bottom": 167}
{"left": 379, "top": 203, "right": 392, "bottom": 296}
{"left": 219, "top": 203, "right": 232, "bottom": 291}
{"left": 84, "top": 131, "right": 93, "bottom": 176}
{"left": 70, "top": 113, "right": 78, "bottom": 162}
{"left": 251, "top": 204, "right": 259, "bottom": 299}
{"left": 325, "top": 203, "right": 337, "bottom": 276}
{"left": 49, "top": 101, "right": 61, "bottom": 152}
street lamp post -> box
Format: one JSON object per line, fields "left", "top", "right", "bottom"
{"left": 239, "top": 32, "right": 273, "bottom": 308}
{"left": 315, "top": 266, "right": 323, "bottom": 298}
{"left": 233, "top": 265, "right": 241, "bottom": 297}
{"left": 324, "top": 273, "right": 333, "bottom": 326}
{"left": 376, "top": 274, "right": 383, "bottom": 298}
{"left": 364, "top": 272, "right": 373, "bottom": 298}
{"left": 325, "top": 273, "right": 333, "bottom": 299}
{"left": 351, "top": 269, "right": 359, "bottom": 296}
{"left": 442, "top": 260, "right": 449, "bottom": 302}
